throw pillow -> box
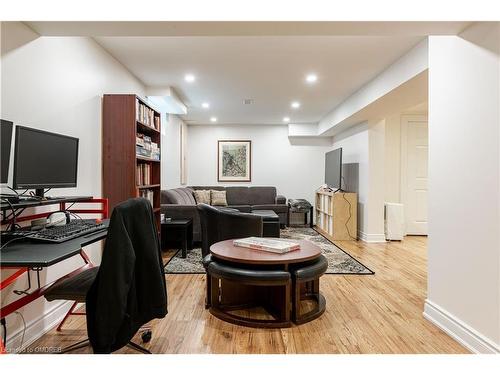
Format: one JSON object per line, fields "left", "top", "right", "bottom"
{"left": 193, "top": 190, "right": 211, "bottom": 205}
{"left": 211, "top": 190, "right": 228, "bottom": 206}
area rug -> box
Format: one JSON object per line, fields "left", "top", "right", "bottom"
{"left": 164, "top": 227, "right": 374, "bottom": 275}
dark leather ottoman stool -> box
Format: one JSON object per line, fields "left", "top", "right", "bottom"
{"left": 251, "top": 209, "right": 280, "bottom": 237}
{"left": 207, "top": 260, "right": 291, "bottom": 328}
{"left": 290, "top": 255, "right": 328, "bottom": 324}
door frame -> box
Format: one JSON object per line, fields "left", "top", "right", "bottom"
{"left": 400, "top": 114, "right": 428, "bottom": 235}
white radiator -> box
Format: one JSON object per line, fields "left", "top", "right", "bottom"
{"left": 384, "top": 202, "right": 404, "bottom": 241}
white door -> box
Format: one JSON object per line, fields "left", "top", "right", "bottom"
{"left": 401, "top": 115, "right": 428, "bottom": 235}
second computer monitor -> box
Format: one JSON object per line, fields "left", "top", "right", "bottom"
{"left": 13, "top": 126, "right": 79, "bottom": 196}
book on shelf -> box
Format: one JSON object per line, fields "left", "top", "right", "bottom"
{"left": 233, "top": 237, "right": 300, "bottom": 254}
{"left": 136, "top": 132, "right": 160, "bottom": 160}
{"left": 136, "top": 163, "right": 152, "bottom": 186}
{"left": 136, "top": 98, "right": 160, "bottom": 130}
{"left": 139, "top": 189, "right": 154, "bottom": 206}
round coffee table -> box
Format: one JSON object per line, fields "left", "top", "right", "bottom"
{"left": 208, "top": 239, "right": 324, "bottom": 328}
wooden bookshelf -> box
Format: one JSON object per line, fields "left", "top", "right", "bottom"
{"left": 102, "top": 94, "right": 162, "bottom": 229}
{"left": 314, "top": 190, "right": 357, "bottom": 241}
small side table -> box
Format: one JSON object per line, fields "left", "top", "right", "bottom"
{"left": 287, "top": 199, "right": 314, "bottom": 228}
{"left": 161, "top": 218, "right": 193, "bottom": 258}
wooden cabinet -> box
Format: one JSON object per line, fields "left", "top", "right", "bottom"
{"left": 315, "top": 190, "right": 357, "bottom": 241}
{"left": 102, "top": 94, "right": 161, "bottom": 229}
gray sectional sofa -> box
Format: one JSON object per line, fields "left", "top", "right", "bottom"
{"left": 160, "top": 186, "right": 288, "bottom": 242}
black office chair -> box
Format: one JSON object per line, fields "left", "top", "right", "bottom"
{"left": 45, "top": 198, "right": 167, "bottom": 354}
{"left": 197, "top": 203, "right": 263, "bottom": 308}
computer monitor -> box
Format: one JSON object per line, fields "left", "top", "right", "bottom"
{"left": 13, "top": 126, "right": 79, "bottom": 198}
{"left": 1, "top": 120, "right": 14, "bottom": 184}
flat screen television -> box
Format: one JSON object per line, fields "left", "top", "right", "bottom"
{"left": 325, "top": 148, "right": 342, "bottom": 190}
{"left": 13, "top": 126, "right": 79, "bottom": 197}
{"left": 1, "top": 119, "right": 14, "bottom": 184}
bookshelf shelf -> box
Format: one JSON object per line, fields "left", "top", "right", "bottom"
{"left": 103, "top": 94, "right": 162, "bottom": 229}
{"left": 136, "top": 120, "right": 161, "bottom": 135}
{"left": 136, "top": 155, "right": 161, "bottom": 163}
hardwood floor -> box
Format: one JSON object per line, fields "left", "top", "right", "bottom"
{"left": 27, "top": 235, "right": 468, "bottom": 354}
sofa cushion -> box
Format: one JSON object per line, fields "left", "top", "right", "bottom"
{"left": 248, "top": 187, "right": 276, "bottom": 205}
{"left": 211, "top": 190, "right": 228, "bottom": 206}
{"left": 162, "top": 188, "right": 196, "bottom": 205}
{"left": 193, "top": 190, "right": 211, "bottom": 205}
{"left": 225, "top": 186, "right": 249, "bottom": 205}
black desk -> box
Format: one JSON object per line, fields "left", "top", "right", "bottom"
{"left": 0, "top": 196, "right": 109, "bottom": 350}
{"left": 0, "top": 220, "right": 109, "bottom": 267}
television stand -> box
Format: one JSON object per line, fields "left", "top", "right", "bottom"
{"left": 314, "top": 190, "right": 357, "bottom": 241}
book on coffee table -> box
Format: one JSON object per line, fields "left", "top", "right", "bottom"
{"left": 233, "top": 237, "right": 300, "bottom": 254}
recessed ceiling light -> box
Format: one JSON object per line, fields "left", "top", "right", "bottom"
{"left": 283, "top": 117, "right": 290, "bottom": 123}
{"left": 184, "top": 74, "right": 195, "bottom": 82}
{"left": 202, "top": 102, "right": 210, "bottom": 109}
{"left": 210, "top": 117, "right": 217, "bottom": 122}
{"left": 291, "top": 101, "right": 300, "bottom": 109}
{"left": 306, "top": 74, "right": 318, "bottom": 83}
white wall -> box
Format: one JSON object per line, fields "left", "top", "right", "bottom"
{"left": 425, "top": 23, "right": 500, "bottom": 353}
{"left": 367, "top": 119, "right": 386, "bottom": 239}
{"left": 161, "top": 114, "right": 186, "bottom": 189}
{"left": 187, "top": 124, "right": 331, "bottom": 205}
{"left": 0, "top": 22, "right": 145, "bottom": 350}
{"left": 384, "top": 113, "right": 402, "bottom": 203}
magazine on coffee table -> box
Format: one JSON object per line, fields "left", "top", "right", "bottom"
{"left": 233, "top": 237, "right": 300, "bottom": 254}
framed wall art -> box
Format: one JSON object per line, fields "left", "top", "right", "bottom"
{"left": 217, "top": 140, "right": 251, "bottom": 182}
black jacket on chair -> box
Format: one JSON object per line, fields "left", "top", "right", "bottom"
{"left": 86, "top": 198, "right": 167, "bottom": 353}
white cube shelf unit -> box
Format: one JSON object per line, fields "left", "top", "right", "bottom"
{"left": 315, "top": 190, "right": 357, "bottom": 241}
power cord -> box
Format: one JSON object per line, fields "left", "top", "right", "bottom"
{"left": 339, "top": 176, "right": 356, "bottom": 240}
{"left": 0, "top": 235, "right": 30, "bottom": 251}
{"left": 1, "top": 197, "right": 16, "bottom": 231}
{"left": 2, "top": 186, "right": 19, "bottom": 197}
{"left": 342, "top": 192, "right": 357, "bottom": 241}
{"left": 14, "top": 312, "right": 26, "bottom": 353}
{"left": 1, "top": 318, "right": 6, "bottom": 349}
{"left": 0, "top": 312, "right": 26, "bottom": 353}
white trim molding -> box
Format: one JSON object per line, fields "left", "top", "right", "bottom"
{"left": 5, "top": 301, "right": 73, "bottom": 353}
{"left": 357, "top": 230, "right": 387, "bottom": 243}
{"left": 424, "top": 299, "right": 500, "bottom": 354}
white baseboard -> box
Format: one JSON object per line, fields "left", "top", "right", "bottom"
{"left": 424, "top": 299, "right": 500, "bottom": 354}
{"left": 357, "top": 230, "right": 387, "bottom": 243}
{"left": 5, "top": 300, "right": 73, "bottom": 353}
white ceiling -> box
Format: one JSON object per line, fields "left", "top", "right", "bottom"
{"left": 26, "top": 22, "right": 471, "bottom": 125}
{"left": 95, "top": 35, "right": 424, "bottom": 124}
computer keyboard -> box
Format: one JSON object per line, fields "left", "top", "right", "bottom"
{"left": 26, "top": 219, "right": 107, "bottom": 243}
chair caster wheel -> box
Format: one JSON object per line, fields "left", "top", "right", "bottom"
{"left": 141, "top": 330, "right": 152, "bottom": 343}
